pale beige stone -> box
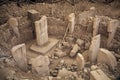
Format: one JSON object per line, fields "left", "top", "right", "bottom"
{"left": 90, "top": 69, "right": 111, "bottom": 80}
{"left": 98, "top": 48, "right": 117, "bottom": 70}
{"left": 8, "top": 18, "right": 20, "bottom": 38}
{"left": 89, "top": 34, "right": 100, "bottom": 64}
{"left": 35, "top": 16, "right": 48, "bottom": 46}
{"left": 93, "top": 16, "right": 100, "bottom": 36}
{"left": 107, "top": 19, "right": 119, "bottom": 48}
{"left": 76, "top": 53, "right": 85, "bottom": 70}
{"left": 70, "top": 44, "right": 79, "bottom": 57}
{"left": 29, "top": 55, "right": 50, "bottom": 76}
{"left": 28, "top": 9, "right": 39, "bottom": 21}
{"left": 11, "top": 43, "right": 27, "bottom": 71}
{"left": 68, "top": 13, "right": 75, "bottom": 34}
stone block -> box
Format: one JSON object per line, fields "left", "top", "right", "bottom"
{"left": 98, "top": 48, "right": 117, "bottom": 70}
{"left": 29, "top": 55, "right": 50, "bottom": 76}
{"left": 28, "top": 9, "right": 39, "bottom": 21}
{"left": 30, "top": 38, "right": 59, "bottom": 54}
{"left": 11, "top": 43, "right": 28, "bottom": 72}
{"left": 90, "top": 69, "right": 111, "bottom": 80}
{"left": 70, "top": 44, "right": 79, "bottom": 57}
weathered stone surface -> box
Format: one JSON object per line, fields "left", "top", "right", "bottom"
{"left": 93, "top": 16, "right": 100, "bottom": 36}
{"left": 68, "top": 13, "right": 75, "bottom": 34}
{"left": 76, "top": 39, "right": 84, "bottom": 46}
{"left": 90, "top": 69, "right": 111, "bottom": 80}
{"left": 98, "top": 48, "right": 117, "bottom": 70}
{"left": 28, "top": 9, "right": 39, "bottom": 21}
{"left": 70, "top": 44, "right": 79, "bottom": 57}
{"left": 8, "top": 17, "right": 20, "bottom": 38}
{"left": 35, "top": 16, "right": 48, "bottom": 46}
{"left": 78, "top": 7, "right": 96, "bottom": 26}
{"left": 11, "top": 43, "right": 28, "bottom": 71}
{"left": 29, "top": 55, "right": 50, "bottom": 76}
{"left": 76, "top": 53, "right": 85, "bottom": 70}
{"left": 30, "top": 38, "right": 59, "bottom": 54}
{"left": 54, "top": 49, "right": 67, "bottom": 58}
{"left": 57, "top": 68, "right": 77, "bottom": 78}
{"left": 91, "top": 65, "right": 98, "bottom": 71}
{"left": 107, "top": 19, "right": 119, "bottom": 48}
{"left": 89, "top": 34, "right": 100, "bottom": 64}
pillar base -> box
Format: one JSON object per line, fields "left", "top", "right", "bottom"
{"left": 30, "top": 38, "right": 59, "bottom": 54}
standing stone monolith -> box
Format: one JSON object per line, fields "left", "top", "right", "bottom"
{"left": 107, "top": 19, "right": 119, "bottom": 48}
{"left": 76, "top": 53, "right": 85, "bottom": 70}
{"left": 30, "top": 15, "right": 59, "bottom": 54}
{"left": 89, "top": 34, "right": 100, "bottom": 65}
{"left": 11, "top": 43, "right": 27, "bottom": 72}
{"left": 8, "top": 17, "right": 20, "bottom": 38}
{"left": 35, "top": 16, "right": 48, "bottom": 46}
{"left": 68, "top": 13, "right": 75, "bottom": 34}
{"left": 93, "top": 16, "right": 100, "bottom": 36}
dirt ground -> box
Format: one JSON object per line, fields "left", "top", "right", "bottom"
{"left": 0, "top": 0, "right": 120, "bottom": 80}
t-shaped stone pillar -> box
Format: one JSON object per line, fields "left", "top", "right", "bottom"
{"left": 89, "top": 34, "right": 101, "bottom": 65}
{"left": 68, "top": 13, "right": 75, "bottom": 34}
{"left": 35, "top": 16, "right": 48, "bottom": 46}
{"left": 107, "top": 19, "right": 119, "bottom": 48}
{"left": 30, "top": 16, "right": 59, "bottom": 54}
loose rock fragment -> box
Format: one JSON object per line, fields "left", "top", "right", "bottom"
{"left": 76, "top": 39, "right": 85, "bottom": 47}
{"left": 54, "top": 49, "right": 67, "bottom": 58}
{"left": 70, "top": 44, "right": 79, "bottom": 57}
{"left": 29, "top": 55, "right": 50, "bottom": 76}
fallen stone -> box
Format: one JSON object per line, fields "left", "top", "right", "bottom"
{"left": 11, "top": 43, "right": 28, "bottom": 72}
{"left": 70, "top": 44, "right": 79, "bottom": 57}
{"left": 76, "top": 53, "right": 85, "bottom": 70}
{"left": 57, "top": 68, "right": 77, "bottom": 78}
{"left": 91, "top": 65, "right": 98, "bottom": 71}
{"left": 97, "top": 48, "right": 117, "bottom": 70}
{"left": 29, "top": 55, "right": 50, "bottom": 76}
{"left": 90, "top": 69, "right": 111, "bottom": 80}
{"left": 28, "top": 9, "right": 39, "bottom": 21}
{"left": 54, "top": 49, "right": 67, "bottom": 58}
{"left": 76, "top": 39, "right": 85, "bottom": 46}
{"left": 62, "top": 42, "right": 71, "bottom": 47}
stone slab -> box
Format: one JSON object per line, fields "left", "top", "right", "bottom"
{"left": 28, "top": 9, "right": 39, "bottom": 21}
{"left": 30, "top": 38, "right": 59, "bottom": 54}
{"left": 90, "top": 69, "right": 111, "bottom": 80}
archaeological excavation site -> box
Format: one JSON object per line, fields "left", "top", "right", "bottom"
{"left": 0, "top": 0, "right": 120, "bottom": 80}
